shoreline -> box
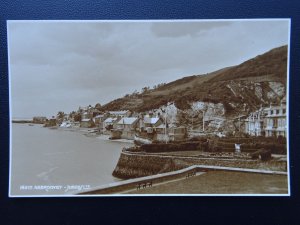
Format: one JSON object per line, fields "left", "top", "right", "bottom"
{"left": 12, "top": 123, "right": 288, "bottom": 195}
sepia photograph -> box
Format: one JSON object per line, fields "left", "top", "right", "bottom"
{"left": 8, "top": 19, "right": 290, "bottom": 197}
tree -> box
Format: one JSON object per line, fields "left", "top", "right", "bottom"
{"left": 74, "top": 113, "right": 82, "bottom": 122}
{"left": 141, "top": 86, "right": 150, "bottom": 93}
{"left": 95, "top": 103, "right": 102, "bottom": 110}
{"left": 69, "top": 111, "right": 76, "bottom": 119}
{"left": 56, "top": 111, "right": 65, "bottom": 120}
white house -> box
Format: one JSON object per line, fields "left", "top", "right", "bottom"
{"left": 116, "top": 117, "right": 139, "bottom": 139}
{"left": 244, "top": 108, "right": 267, "bottom": 136}
{"left": 117, "top": 117, "right": 139, "bottom": 131}
{"left": 244, "top": 96, "right": 287, "bottom": 137}
{"left": 265, "top": 97, "right": 287, "bottom": 137}
{"left": 139, "top": 116, "right": 163, "bottom": 133}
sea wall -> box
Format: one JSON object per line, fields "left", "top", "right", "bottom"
{"left": 82, "top": 165, "right": 287, "bottom": 195}
{"left": 112, "top": 152, "right": 287, "bottom": 179}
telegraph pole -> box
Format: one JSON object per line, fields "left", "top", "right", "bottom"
{"left": 200, "top": 110, "right": 205, "bottom": 132}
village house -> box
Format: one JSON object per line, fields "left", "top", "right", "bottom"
{"left": 152, "top": 123, "right": 187, "bottom": 142}
{"left": 73, "top": 121, "right": 80, "bottom": 127}
{"left": 103, "top": 117, "right": 120, "bottom": 131}
{"left": 139, "top": 116, "right": 163, "bottom": 133}
{"left": 44, "top": 117, "right": 57, "bottom": 127}
{"left": 244, "top": 96, "right": 286, "bottom": 137}
{"left": 81, "top": 111, "right": 93, "bottom": 120}
{"left": 78, "top": 105, "right": 97, "bottom": 120}
{"left": 78, "top": 106, "right": 89, "bottom": 112}
{"left": 168, "top": 126, "right": 187, "bottom": 141}
{"left": 115, "top": 117, "right": 139, "bottom": 139}
{"left": 244, "top": 108, "right": 268, "bottom": 136}
{"left": 265, "top": 97, "right": 287, "bottom": 137}
{"left": 108, "top": 110, "right": 132, "bottom": 118}
{"left": 154, "top": 124, "right": 169, "bottom": 142}
{"left": 80, "top": 118, "right": 95, "bottom": 128}
{"left": 94, "top": 114, "right": 108, "bottom": 125}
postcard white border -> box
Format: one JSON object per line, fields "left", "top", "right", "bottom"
{"left": 7, "top": 18, "right": 291, "bottom": 197}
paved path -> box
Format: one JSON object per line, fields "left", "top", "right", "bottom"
{"left": 125, "top": 170, "right": 288, "bottom": 195}
{"left": 117, "top": 172, "right": 206, "bottom": 194}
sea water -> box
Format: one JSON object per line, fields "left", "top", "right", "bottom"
{"left": 10, "top": 123, "right": 133, "bottom": 196}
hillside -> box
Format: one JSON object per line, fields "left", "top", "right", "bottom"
{"left": 101, "top": 45, "right": 288, "bottom": 117}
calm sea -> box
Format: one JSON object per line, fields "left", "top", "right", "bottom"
{"left": 10, "top": 123, "right": 133, "bottom": 196}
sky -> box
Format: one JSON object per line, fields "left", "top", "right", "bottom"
{"left": 8, "top": 20, "right": 290, "bottom": 118}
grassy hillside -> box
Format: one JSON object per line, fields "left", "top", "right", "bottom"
{"left": 208, "top": 45, "right": 287, "bottom": 83}
{"left": 101, "top": 45, "right": 288, "bottom": 115}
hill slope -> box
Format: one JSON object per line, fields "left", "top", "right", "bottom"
{"left": 101, "top": 45, "right": 288, "bottom": 116}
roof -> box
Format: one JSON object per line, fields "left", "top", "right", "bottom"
{"left": 144, "top": 117, "right": 160, "bottom": 124}
{"left": 95, "top": 115, "right": 105, "bottom": 118}
{"left": 264, "top": 105, "right": 286, "bottom": 111}
{"left": 104, "top": 118, "right": 117, "bottom": 123}
{"left": 109, "top": 110, "right": 129, "bottom": 115}
{"left": 117, "top": 117, "right": 138, "bottom": 125}
{"left": 81, "top": 119, "right": 91, "bottom": 122}
{"left": 156, "top": 124, "right": 166, "bottom": 129}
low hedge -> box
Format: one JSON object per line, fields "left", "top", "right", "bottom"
{"left": 219, "top": 137, "right": 253, "bottom": 144}
{"left": 132, "top": 137, "right": 286, "bottom": 154}
{"left": 250, "top": 149, "right": 272, "bottom": 161}
{"left": 255, "top": 143, "right": 286, "bottom": 154}
{"left": 140, "top": 142, "right": 200, "bottom": 153}
{"left": 216, "top": 142, "right": 235, "bottom": 149}
{"left": 216, "top": 147, "right": 234, "bottom": 152}
{"left": 219, "top": 136, "right": 286, "bottom": 144}
{"left": 188, "top": 137, "right": 208, "bottom": 142}
{"left": 214, "top": 142, "right": 286, "bottom": 154}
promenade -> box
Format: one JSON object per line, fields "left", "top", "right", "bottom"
{"left": 127, "top": 170, "right": 288, "bottom": 195}
{"left": 78, "top": 165, "right": 288, "bottom": 195}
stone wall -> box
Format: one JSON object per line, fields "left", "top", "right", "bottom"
{"left": 112, "top": 152, "right": 287, "bottom": 179}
